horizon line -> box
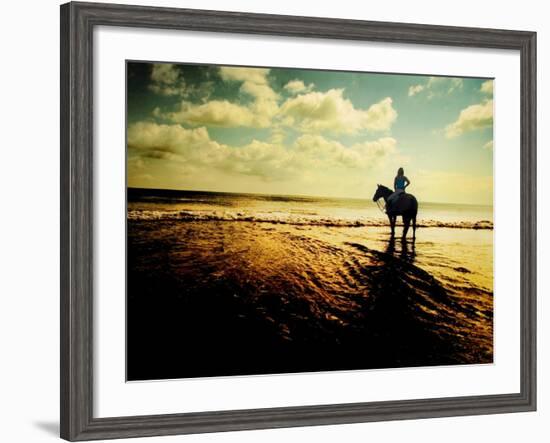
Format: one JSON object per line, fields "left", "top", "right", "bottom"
{"left": 127, "top": 186, "right": 494, "bottom": 207}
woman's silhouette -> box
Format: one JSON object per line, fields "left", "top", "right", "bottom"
{"left": 387, "top": 167, "right": 410, "bottom": 209}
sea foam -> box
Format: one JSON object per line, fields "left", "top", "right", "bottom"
{"left": 127, "top": 209, "right": 493, "bottom": 230}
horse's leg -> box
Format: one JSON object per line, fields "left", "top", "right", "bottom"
{"left": 388, "top": 215, "right": 395, "bottom": 237}
{"left": 403, "top": 216, "right": 410, "bottom": 239}
{"left": 412, "top": 215, "right": 417, "bottom": 240}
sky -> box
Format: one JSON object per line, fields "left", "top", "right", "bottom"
{"left": 127, "top": 62, "right": 494, "bottom": 205}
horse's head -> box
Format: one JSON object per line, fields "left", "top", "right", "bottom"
{"left": 373, "top": 184, "right": 391, "bottom": 202}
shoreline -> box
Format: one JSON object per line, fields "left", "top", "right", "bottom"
{"left": 127, "top": 209, "right": 494, "bottom": 230}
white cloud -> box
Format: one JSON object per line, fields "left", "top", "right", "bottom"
{"left": 409, "top": 76, "right": 463, "bottom": 99}
{"left": 480, "top": 80, "right": 494, "bottom": 95}
{"left": 219, "top": 67, "right": 278, "bottom": 102}
{"left": 363, "top": 98, "right": 398, "bottom": 131}
{"left": 279, "top": 89, "right": 397, "bottom": 134}
{"left": 220, "top": 67, "right": 280, "bottom": 126}
{"left": 159, "top": 82, "right": 397, "bottom": 134}
{"left": 219, "top": 67, "right": 270, "bottom": 85}
{"left": 157, "top": 66, "right": 279, "bottom": 128}
{"left": 408, "top": 84, "right": 425, "bottom": 97}
{"left": 483, "top": 140, "right": 494, "bottom": 150}
{"left": 157, "top": 100, "right": 259, "bottom": 128}
{"left": 127, "top": 121, "right": 400, "bottom": 182}
{"left": 240, "top": 81, "right": 278, "bottom": 101}
{"left": 148, "top": 63, "right": 216, "bottom": 101}
{"left": 127, "top": 121, "right": 226, "bottom": 165}
{"left": 284, "top": 79, "right": 315, "bottom": 94}
{"left": 447, "top": 78, "right": 464, "bottom": 94}
{"left": 151, "top": 64, "right": 179, "bottom": 85}
{"left": 445, "top": 99, "right": 493, "bottom": 138}
{"left": 148, "top": 64, "right": 186, "bottom": 96}
{"left": 294, "top": 134, "right": 398, "bottom": 169}
{"left": 152, "top": 65, "right": 396, "bottom": 134}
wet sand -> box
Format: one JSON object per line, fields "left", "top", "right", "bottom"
{"left": 127, "top": 219, "right": 493, "bottom": 381}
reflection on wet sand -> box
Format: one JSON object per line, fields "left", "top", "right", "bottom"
{"left": 127, "top": 217, "right": 493, "bottom": 381}
{"left": 385, "top": 236, "right": 416, "bottom": 263}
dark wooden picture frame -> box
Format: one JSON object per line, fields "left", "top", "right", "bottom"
{"left": 60, "top": 2, "right": 536, "bottom": 440}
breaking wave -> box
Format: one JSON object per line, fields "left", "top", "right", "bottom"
{"left": 127, "top": 209, "right": 493, "bottom": 230}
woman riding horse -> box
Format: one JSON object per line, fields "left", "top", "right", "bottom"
{"left": 387, "top": 167, "right": 410, "bottom": 207}
{"left": 373, "top": 168, "right": 418, "bottom": 239}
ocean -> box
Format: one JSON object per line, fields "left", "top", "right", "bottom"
{"left": 127, "top": 188, "right": 493, "bottom": 229}
{"left": 126, "top": 188, "right": 493, "bottom": 381}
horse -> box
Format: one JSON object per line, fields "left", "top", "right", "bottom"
{"left": 373, "top": 184, "right": 418, "bottom": 239}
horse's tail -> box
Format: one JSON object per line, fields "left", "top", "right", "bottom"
{"left": 412, "top": 196, "right": 418, "bottom": 216}
{"left": 412, "top": 196, "right": 418, "bottom": 238}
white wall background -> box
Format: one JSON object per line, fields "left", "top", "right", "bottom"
{"left": 0, "top": 0, "right": 546, "bottom": 442}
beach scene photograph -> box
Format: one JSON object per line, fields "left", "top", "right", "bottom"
{"left": 126, "top": 61, "right": 494, "bottom": 381}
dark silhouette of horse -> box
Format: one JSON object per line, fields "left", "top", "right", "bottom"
{"left": 373, "top": 184, "right": 418, "bottom": 239}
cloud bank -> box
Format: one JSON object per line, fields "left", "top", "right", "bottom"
{"left": 445, "top": 100, "right": 493, "bottom": 138}
{"left": 279, "top": 90, "right": 397, "bottom": 134}
{"left": 152, "top": 66, "right": 397, "bottom": 135}
{"left": 127, "top": 121, "right": 400, "bottom": 183}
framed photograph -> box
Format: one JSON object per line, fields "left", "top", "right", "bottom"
{"left": 60, "top": 1, "right": 536, "bottom": 441}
